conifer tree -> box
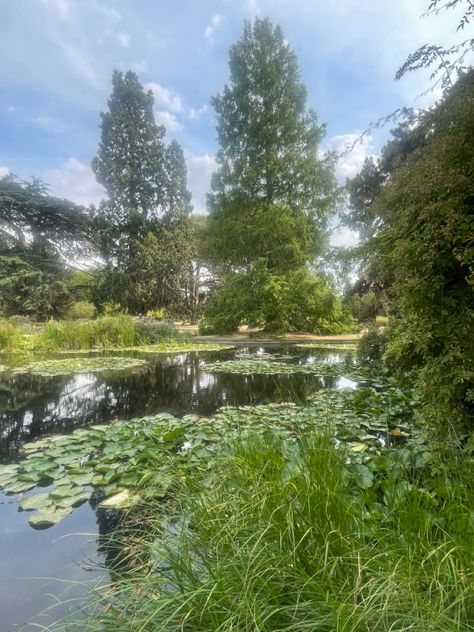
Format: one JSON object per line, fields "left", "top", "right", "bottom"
{"left": 209, "top": 18, "right": 336, "bottom": 271}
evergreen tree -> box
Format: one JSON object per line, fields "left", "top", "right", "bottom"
{"left": 163, "top": 140, "right": 192, "bottom": 222}
{"left": 209, "top": 17, "right": 336, "bottom": 271}
{"left": 92, "top": 70, "right": 166, "bottom": 264}
{"left": 91, "top": 70, "right": 194, "bottom": 316}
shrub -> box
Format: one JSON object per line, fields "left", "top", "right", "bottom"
{"left": 8, "top": 314, "right": 32, "bottom": 327}
{"left": 64, "top": 301, "right": 96, "bottom": 320}
{"left": 145, "top": 308, "right": 165, "bottom": 320}
{"left": 357, "top": 325, "right": 388, "bottom": 370}
{"left": 135, "top": 318, "right": 181, "bottom": 343}
{"left": 201, "top": 264, "right": 353, "bottom": 335}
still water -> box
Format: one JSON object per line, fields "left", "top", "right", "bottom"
{"left": 0, "top": 345, "right": 353, "bottom": 630}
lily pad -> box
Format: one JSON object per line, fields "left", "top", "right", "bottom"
{"left": 98, "top": 490, "right": 141, "bottom": 509}
{"left": 28, "top": 507, "right": 72, "bottom": 529}
{"left": 19, "top": 493, "right": 54, "bottom": 512}
{"left": 10, "top": 356, "right": 148, "bottom": 377}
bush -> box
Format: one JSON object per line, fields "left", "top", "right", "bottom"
{"left": 145, "top": 308, "right": 165, "bottom": 320}
{"left": 8, "top": 314, "right": 32, "bottom": 327}
{"left": 135, "top": 318, "right": 181, "bottom": 343}
{"left": 201, "top": 263, "right": 353, "bottom": 335}
{"left": 64, "top": 301, "right": 96, "bottom": 320}
{"left": 357, "top": 325, "right": 388, "bottom": 370}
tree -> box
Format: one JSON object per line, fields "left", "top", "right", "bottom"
{"left": 92, "top": 70, "right": 194, "bottom": 315}
{"left": 92, "top": 69, "right": 166, "bottom": 265}
{"left": 163, "top": 140, "right": 192, "bottom": 222}
{"left": 353, "top": 71, "right": 474, "bottom": 437}
{"left": 203, "top": 18, "right": 340, "bottom": 333}
{"left": 209, "top": 17, "right": 336, "bottom": 270}
{"left": 0, "top": 174, "right": 94, "bottom": 319}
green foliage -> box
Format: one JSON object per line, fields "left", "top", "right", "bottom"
{"left": 0, "top": 255, "right": 72, "bottom": 320}
{"left": 201, "top": 264, "right": 352, "bottom": 334}
{"left": 0, "top": 320, "right": 23, "bottom": 350}
{"left": 64, "top": 300, "right": 97, "bottom": 320}
{"left": 209, "top": 18, "right": 336, "bottom": 270}
{"left": 351, "top": 72, "right": 474, "bottom": 436}
{"left": 91, "top": 71, "right": 194, "bottom": 316}
{"left": 345, "top": 291, "right": 378, "bottom": 322}
{"left": 36, "top": 315, "right": 184, "bottom": 351}
{"left": 357, "top": 326, "right": 388, "bottom": 370}
{"left": 5, "top": 356, "right": 147, "bottom": 377}
{"left": 38, "top": 316, "right": 138, "bottom": 350}
{"left": 76, "top": 410, "right": 473, "bottom": 631}
{"left": 134, "top": 318, "right": 181, "bottom": 343}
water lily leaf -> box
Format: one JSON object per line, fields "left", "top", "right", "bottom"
{"left": 69, "top": 473, "right": 93, "bottom": 486}
{"left": 163, "top": 427, "right": 185, "bottom": 442}
{"left": 349, "top": 443, "right": 368, "bottom": 453}
{"left": 0, "top": 464, "right": 20, "bottom": 477}
{"left": 28, "top": 507, "right": 72, "bottom": 529}
{"left": 19, "top": 493, "right": 53, "bottom": 512}
{"left": 4, "top": 480, "right": 37, "bottom": 494}
{"left": 351, "top": 464, "right": 374, "bottom": 489}
{"left": 50, "top": 485, "right": 81, "bottom": 499}
{"left": 388, "top": 429, "right": 410, "bottom": 438}
{"left": 56, "top": 490, "right": 91, "bottom": 508}
{"left": 98, "top": 490, "right": 141, "bottom": 509}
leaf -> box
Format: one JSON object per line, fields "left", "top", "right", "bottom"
{"left": 28, "top": 507, "right": 72, "bottom": 529}
{"left": 351, "top": 464, "right": 374, "bottom": 489}
{"left": 98, "top": 490, "right": 141, "bottom": 509}
{"left": 349, "top": 443, "right": 368, "bottom": 453}
{"left": 19, "top": 493, "right": 53, "bottom": 512}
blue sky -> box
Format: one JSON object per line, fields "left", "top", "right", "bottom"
{"left": 0, "top": 0, "right": 462, "bottom": 243}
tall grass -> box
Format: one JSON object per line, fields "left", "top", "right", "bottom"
{"left": 80, "top": 433, "right": 474, "bottom": 632}
{"left": 0, "top": 319, "right": 24, "bottom": 350}
{"left": 38, "top": 316, "right": 183, "bottom": 351}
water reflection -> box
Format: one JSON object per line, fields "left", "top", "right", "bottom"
{"left": 0, "top": 347, "right": 352, "bottom": 459}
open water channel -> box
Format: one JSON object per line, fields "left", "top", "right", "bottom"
{"left": 0, "top": 344, "right": 355, "bottom": 630}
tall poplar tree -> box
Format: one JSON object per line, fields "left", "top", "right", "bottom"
{"left": 209, "top": 17, "right": 336, "bottom": 271}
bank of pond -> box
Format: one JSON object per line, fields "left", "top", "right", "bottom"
{"left": 0, "top": 343, "right": 472, "bottom": 631}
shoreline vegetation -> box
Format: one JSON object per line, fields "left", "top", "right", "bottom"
{"left": 5, "top": 374, "right": 468, "bottom": 632}
{"left": 0, "top": 315, "right": 361, "bottom": 355}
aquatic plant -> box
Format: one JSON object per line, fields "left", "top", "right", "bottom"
{"left": 203, "top": 358, "right": 355, "bottom": 377}
{"left": 2, "top": 356, "right": 148, "bottom": 377}
{"left": 0, "top": 385, "right": 419, "bottom": 529}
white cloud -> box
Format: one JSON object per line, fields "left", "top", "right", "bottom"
{"left": 146, "top": 82, "right": 183, "bottom": 113}
{"left": 155, "top": 111, "right": 183, "bottom": 133}
{"left": 117, "top": 32, "right": 130, "bottom": 47}
{"left": 33, "top": 115, "right": 66, "bottom": 134}
{"left": 204, "top": 14, "right": 222, "bottom": 44}
{"left": 0, "top": 166, "right": 9, "bottom": 178}
{"left": 45, "top": 158, "right": 104, "bottom": 206}
{"left": 326, "top": 132, "right": 376, "bottom": 183}
{"left": 40, "top": 0, "right": 71, "bottom": 20}
{"left": 330, "top": 226, "right": 359, "bottom": 248}
{"left": 184, "top": 150, "right": 216, "bottom": 214}
{"left": 188, "top": 104, "right": 208, "bottom": 120}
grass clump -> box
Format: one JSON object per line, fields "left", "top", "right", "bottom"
{"left": 0, "top": 319, "right": 24, "bottom": 350}
{"left": 37, "top": 316, "right": 184, "bottom": 351}
{"left": 84, "top": 432, "right": 474, "bottom": 632}
{"left": 39, "top": 315, "right": 138, "bottom": 350}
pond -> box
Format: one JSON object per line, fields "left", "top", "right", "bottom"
{"left": 0, "top": 344, "right": 356, "bottom": 631}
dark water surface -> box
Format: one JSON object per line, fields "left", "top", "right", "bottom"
{"left": 0, "top": 345, "right": 353, "bottom": 630}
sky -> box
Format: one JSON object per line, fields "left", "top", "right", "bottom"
{"left": 0, "top": 0, "right": 464, "bottom": 245}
